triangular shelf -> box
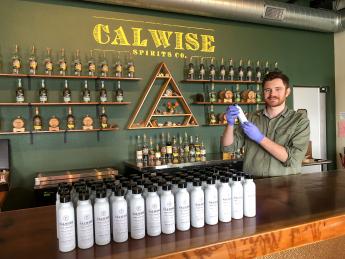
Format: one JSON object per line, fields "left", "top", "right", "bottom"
{"left": 128, "top": 62, "right": 199, "bottom": 129}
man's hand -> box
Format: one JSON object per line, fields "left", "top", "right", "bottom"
{"left": 225, "top": 105, "right": 239, "bottom": 126}
{"left": 242, "top": 122, "right": 264, "bottom": 143}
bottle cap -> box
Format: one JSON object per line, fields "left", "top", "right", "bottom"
{"left": 165, "top": 175, "right": 174, "bottom": 182}
{"left": 245, "top": 174, "right": 253, "bottom": 180}
{"left": 148, "top": 185, "right": 157, "bottom": 192}
{"left": 150, "top": 177, "right": 159, "bottom": 184}
{"left": 121, "top": 181, "right": 129, "bottom": 188}
{"left": 96, "top": 189, "right": 106, "bottom": 198}
{"left": 79, "top": 191, "right": 90, "bottom": 201}
{"left": 60, "top": 194, "right": 71, "bottom": 203}
{"left": 178, "top": 181, "right": 187, "bottom": 188}
{"left": 207, "top": 177, "right": 215, "bottom": 185}
{"left": 144, "top": 181, "right": 152, "bottom": 188}
{"left": 193, "top": 179, "right": 202, "bottom": 186}
{"left": 136, "top": 179, "right": 144, "bottom": 186}
{"left": 158, "top": 179, "right": 167, "bottom": 186}
{"left": 118, "top": 176, "right": 128, "bottom": 182}
{"left": 186, "top": 176, "right": 194, "bottom": 182}
{"left": 213, "top": 174, "right": 220, "bottom": 180}
{"left": 132, "top": 187, "right": 142, "bottom": 194}
{"left": 172, "top": 177, "right": 181, "bottom": 184}
{"left": 128, "top": 183, "right": 137, "bottom": 191}
{"left": 112, "top": 183, "right": 122, "bottom": 192}
{"left": 115, "top": 188, "right": 126, "bottom": 196}
{"left": 162, "top": 184, "right": 172, "bottom": 191}
{"left": 232, "top": 176, "right": 241, "bottom": 182}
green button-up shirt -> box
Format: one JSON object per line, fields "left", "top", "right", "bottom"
{"left": 223, "top": 106, "right": 310, "bottom": 177}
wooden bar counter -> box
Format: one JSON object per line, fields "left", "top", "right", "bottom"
{"left": 1, "top": 171, "right": 345, "bottom": 259}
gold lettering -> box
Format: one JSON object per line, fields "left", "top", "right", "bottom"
{"left": 132, "top": 28, "right": 148, "bottom": 47}
{"left": 185, "top": 33, "right": 199, "bottom": 51}
{"left": 148, "top": 30, "right": 173, "bottom": 48}
{"left": 93, "top": 24, "right": 110, "bottom": 45}
{"left": 201, "top": 34, "right": 215, "bottom": 52}
{"left": 174, "top": 32, "right": 184, "bottom": 50}
{"left": 111, "top": 26, "right": 130, "bottom": 46}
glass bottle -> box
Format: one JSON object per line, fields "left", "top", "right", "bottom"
{"left": 160, "top": 132, "right": 167, "bottom": 159}
{"left": 29, "top": 45, "right": 38, "bottom": 75}
{"left": 235, "top": 84, "right": 241, "bottom": 103}
{"left": 44, "top": 48, "right": 53, "bottom": 76}
{"left": 58, "top": 48, "right": 67, "bottom": 76}
{"left": 100, "top": 51, "right": 109, "bottom": 77}
{"left": 16, "top": 78, "right": 25, "bottom": 103}
{"left": 200, "top": 141, "right": 206, "bottom": 157}
{"left": 114, "top": 53, "right": 122, "bottom": 77}
{"left": 255, "top": 60, "right": 262, "bottom": 82}
{"left": 264, "top": 61, "right": 270, "bottom": 75}
{"left": 209, "top": 105, "right": 217, "bottom": 125}
{"left": 142, "top": 134, "right": 149, "bottom": 162}
{"left": 209, "top": 83, "right": 217, "bottom": 103}
{"left": 198, "top": 58, "right": 205, "bottom": 80}
{"left": 82, "top": 80, "right": 91, "bottom": 103}
{"left": 183, "top": 132, "right": 189, "bottom": 156}
{"left": 99, "top": 81, "right": 107, "bottom": 103}
{"left": 12, "top": 44, "right": 21, "bottom": 74}
{"left": 115, "top": 81, "right": 123, "bottom": 102}
{"left": 208, "top": 58, "right": 216, "bottom": 81}
{"left": 194, "top": 136, "right": 201, "bottom": 157}
{"left": 73, "top": 49, "right": 82, "bottom": 76}
{"left": 88, "top": 50, "right": 96, "bottom": 76}
{"left": 99, "top": 106, "right": 109, "bottom": 129}
{"left": 63, "top": 80, "right": 71, "bottom": 103}
{"left": 187, "top": 57, "right": 194, "bottom": 80}
{"left": 155, "top": 143, "right": 161, "bottom": 161}
{"left": 178, "top": 135, "right": 184, "bottom": 158}
{"left": 246, "top": 60, "right": 252, "bottom": 81}
{"left": 219, "top": 58, "right": 226, "bottom": 80}
{"left": 136, "top": 135, "right": 143, "bottom": 162}
{"left": 148, "top": 137, "right": 155, "bottom": 161}
{"left": 274, "top": 61, "right": 280, "bottom": 72}
{"left": 66, "top": 106, "right": 75, "bottom": 130}
{"left": 33, "top": 107, "right": 43, "bottom": 131}
{"left": 189, "top": 135, "right": 195, "bottom": 157}
{"left": 172, "top": 136, "right": 178, "bottom": 158}
{"left": 39, "top": 79, "right": 48, "bottom": 103}
{"left": 126, "top": 53, "right": 135, "bottom": 78}
{"left": 228, "top": 58, "right": 235, "bottom": 81}
{"left": 166, "top": 132, "right": 172, "bottom": 159}
{"left": 256, "top": 84, "right": 262, "bottom": 103}
{"left": 238, "top": 59, "right": 244, "bottom": 81}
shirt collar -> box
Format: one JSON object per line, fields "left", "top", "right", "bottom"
{"left": 261, "top": 105, "right": 289, "bottom": 119}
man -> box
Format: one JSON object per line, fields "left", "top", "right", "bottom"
{"left": 222, "top": 72, "right": 310, "bottom": 177}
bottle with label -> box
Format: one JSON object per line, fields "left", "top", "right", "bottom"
{"left": 99, "top": 106, "right": 109, "bottom": 129}
{"left": 178, "top": 135, "right": 184, "bottom": 158}
{"left": 16, "top": 78, "right": 25, "bottom": 103}
{"left": 148, "top": 137, "right": 155, "bottom": 161}
{"left": 100, "top": 51, "right": 109, "bottom": 77}
{"left": 187, "top": 57, "right": 194, "bottom": 80}
{"left": 176, "top": 181, "right": 190, "bottom": 231}
{"left": 33, "top": 107, "right": 43, "bottom": 131}
{"left": 12, "top": 44, "right": 21, "bottom": 74}
{"left": 256, "top": 84, "right": 262, "bottom": 103}
{"left": 39, "top": 79, "right": 48, "bottom": 103}
{"left": 115, "top": 81, "right": 123, "bottom": 102}
{"left": 73, "top": 49, "right": 82, "bottom": 76}
{"left": 228, "top": 58, "right": 235, "bottom": 81}
{"left": 255, "top": 61, "right": 262, "bottom": 82}
{"left": 191, "top": 179, "right": 204, "bottom": 228}
{"left": 274, "top": 61, "right": 280, "bottom": 72}
{"left": 218, "top": 176, "right": 232, "bottom": 222}
{"left": 146, "top": 185, "right": 161, "bottom": 237}
{"left": 243, "top": 175, "right": 256, "bottom": 217}
{"left": 76, "top": 191, "right": 94, "bottom": 249}
{"left": 208, "top": 58, "right": 216, "bottom": 81}
{"left": 246, "top": 60, "right": 253, "bottom": 81}
{"left": 209, "top": 83, "right": 217, "bottom": 103}
{"left": 157, "top": 179, "right": 166, "bottom": 197}
{"left": 195, "top": 136, "right": 201, "bottom": 157}
{"left": 82, "top": 80, "right": 91, "bottom": 103}
{"left": 112, "top": 188, "right": 128, "bottom": 243}
{"left": 186, "top": 176, "right": 194, "bottom": 193}
{"left": 189, "top": 135, "right": 195, "bottom": 157}
{"left": 235, "top": 84, "right": 241, "bottom": 103}
{"left": 166, "top": 132, "right": 173, "bottom": 159}
{"left": 231, "top": 176, "right": 244, "bottom": 219}
{"left": 142, "top": 134, "right": 149, "bottom": 162}
{"left": 160, "top": 184, "right": 175, "bottom": 234}
{"left": 130, "top": 187, "right": 145, "bottom": 239}
{"left": 205, "top": 177, "right": 218, "bottom": 225}
{"left": 29, "top": 45, "right": 38, "bottom": 75}
{"left": 88, "top": 50, "right": 96, "bottom": 76}
{"left": 62, "top": 80, "right": 71, "bottom": 103}
{"left": 114, "top": 53, "right": 123, "bottom": 77}
{"left": 66, "top": 106, "right": 75, "bottom": 130}
{"left": 94, "top": 189, "right": 111, "bottom": 245}
{"left": 56, "top": 184, "right": 70, "bottom": 239}
{"left": 136, "top": 135, "right": 143, "bottom": 162}
{"left": 160, "top": 132, "right": 167, "bottom": 159}
{"left": 238, "top": 59, "right": 244, "bottom": 81}
{"left": 44, "top": 48, "right": 53, "bottom": 76}
{"left": 264, "top": 61, "right": 270, "bottom": 75}
{"left": 126, "top": 183, "right": 137, "bottom": 232}
{"left": 99, "top": 81, "right": 107, "bottom": 102}
{"left": 126, "top": 53, "right": 135, "bottom": 78}
{"left": 219, "top": 57, "right": 226, "bottom": 80}
{"left": 58, "top": 48, "right": 67, "bottom": 76}
{"left": 172, "top": 136, "right": 179, "bottom": 159}
{"left": 58, "top": 194, "right": 76, "bottom": 252}
{"left": 155, "top": 143, "right": 161, "bottom": 161}
{"left": 199, "top": 58, "right": 205, "bottom": 80}
{"left": 183, "top": 132, "right": 189, "bottom": 156}
{"left": 171, "top": 177, "right": 180, "bottom": 195}
{"left": 200, "top": 141, "right": 206, "bottom": 158}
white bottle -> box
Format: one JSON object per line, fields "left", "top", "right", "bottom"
{"left": 190, "top": 180, "right": 205, "bottom": 228}
{"left": 201, "top": 177, "right": 207, "bottom": 190}
{"left": 175, "top": 181, "right": 190, "bottom": 231}
{"left": 126, "top": 183, "right": 137, "bottom": 233}
{"left": 94, "top": 190, "right": 111, "bottom": 245}
{"left": 157, "top": 180, "right": 166, "bottom": 196}
{"left": 214, "top": 174, "right": 221, "bottom": 189}
{"left": 160, "top": 184, "right": 175, "bottom": 234}
{"left": 205, "top": 178, "right": 218, "bottom": 225}
{"left": 231, "top": 176, "right": 244, "bottom": 219}
{"left": 186, "top": 177, "right": 194, "bottom": 193}
{"left": 76, "top": 192, "right": 94, "bottom": 249}
{"left": 58, "top": 194, "right": 76, "bottom": 252}
{"left": 112, "top": 188, "right": 128, "bottom": 242}
{"left": 171, "top": 178, "right": 180, "bottom": 195}
{"left": 218, "top": 176, "right": 232, "bottom": 223}
{"left": 146, "top": 186, "right": 161, "bottom": 236}
{"left": 130, "top": 187, "right": 145, "bottom": 239}
{"left": 243, "top": 175, "right": 256, "bottom": 217}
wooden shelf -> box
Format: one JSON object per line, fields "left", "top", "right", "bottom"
{"left": 193, "top": 101, "right": 265, "bottom": 105}
{"left": 152, "top": 113, "right": 192, "bottom": 117}
{"left": 0, "top": 73, "right": 27, "bottom": 78}
{"left": 0, "top": 128, "right": 119, "bottom": 135}
{"left": 203, "top": 123, "right": 227, "bottom": 127}
{"left": 155, "top": 76, "right": 171, "bottom": 79}
{"left": 28, "top": 75, "right": 98, "bottom": 79}
{"left": 98, "top": 76, "right": 142, "bottom": 81}
{"left": 129, "top": 124, "right": 199, "bottom": 130}
{"left": 181, "top": 79, "right": 260, "bottom": 84}
{"left": 0, "top": 103, "right": 30, "bottom": 106}
{"left": 0, "top": 102, "right": 131, "bottom": 106}
{"left": 99, "top": 102, "right": 131, "bottom": 105}
{"left": 160, "top": 96, "right": 183, "bottom": 99}
{"left": 0, "top": 131, "right": 30, "bottom": 135}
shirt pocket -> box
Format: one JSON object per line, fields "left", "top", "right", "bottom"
{"left": 274, "top": 127, "right": 295, "bottom": 146}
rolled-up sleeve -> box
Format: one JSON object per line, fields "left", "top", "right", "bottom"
{"left": 222, "top": 125, "right": 245, "bottom": 152}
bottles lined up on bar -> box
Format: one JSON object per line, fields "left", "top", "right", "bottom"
{"left": 9, "top": 45, "right": 135, "bottom": 78}
{"left": 135, "top": 132, "right": 207, "bottom": 165}
{"left": 56, "top": 166, "right": 256, "bottom": 252}
{"left": 186, "top": 57, "right": 280, "bottom": 82}
{"left": 15, "top": 79, "right": 125, "bottom": 103}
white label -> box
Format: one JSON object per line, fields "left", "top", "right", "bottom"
{"left": 191, "top": 189, "right": 204, "bottom": 228}
{"left": 116, "top": 96, "right": 123, "bottom": 102}
{"left": 77, "top": 205, "right": 94, "bottom": 249}
{"left": 16, "top": 96, "right": 24, "bottom": 102}
{"left": 130, "top": 199, "right": 145, "bottom": 239}
{"left": 112, "top": 201, "right": 128, "bottom": 242}
{"left": 136, "top": 150, "right": 143, "bottom": 160}
{"left": 176, "top": 191, "right": 190, "bottom": 231}
{"left": 232, "top": 183, "right": 243, "bottom": 220}
{"left": 100, "top": 96, "right": 107, "bottom": 102}
{"left": 218, "top": 185, "right": 232, "bottom": 223}
{"left": 83, "top": 96, "right": 91, "bottom": 102}
{"left": 58, "top": 206, "right": 76, "bottom": 252}
{"left": 40, "top": 95, "right": 47, "bottom": 102}
{"left": 63, "top": 96, "right": 71, "bottom": 103}
{"left": 94, "top": 203, "right": 110, "bottom": 245}
{"left": 205, "top": 187, "right": 218, "bottom": 225}
{"left": 146, "top": 196, "right": 161, "bottom": 236}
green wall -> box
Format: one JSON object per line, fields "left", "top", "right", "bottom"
{"left": 0, "top": 0, "right": 335, "bottom": 210}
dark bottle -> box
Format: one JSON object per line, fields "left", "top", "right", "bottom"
{"left": 219, "top": 58, "right": 226, "bottom": 80}
{"left": 142, "top": 134, "right": 149, "bottom": 162}
{"left": 187, "top": 57, "right": 194, "bottom": 80}
{"left": 99, "top": 81, "right": 107, "bottom": 103}
{"left": 199, "top": 58, "right": 206, "bottom": 80}
{"left": 166, "top": 132, "right": 173, "bottom": 159}
{"left": 115, "top": 81, "right": 123, "bottom": 102}
{"left": 63, "top": 80, "right": 71, "bottom": 103}
{"left": 39, "top": 79, "right": 48, "bottom": 103}
{"left": 16, "top": 78, "right": 25, "bottom": 103}
{"left": 160, "top": 132, "right": 167, "bottom": 158}
{"left": 246, "top": 60, "right": 253, "bottom": 81}
{"left": 238, "top": 59, "right": 244, "bottom": 81}
{"left": 172, "top": 136, "right": 178, "bottom": 158}
{"left": 126, "top": 53, "right": 135, "bottom": 78}
{"left": 209, "top": 58, "right": 216, "bottom": 81}
{"left": 66, "top": 106, "right": 75, "bottom": 130}
{"left": 228, "top": 58, "right": 235, "bottom": 81}
{"left": 33, "top": 107, "right": 43, "bottom": 131}
{"left": 99, "top": 106, "right": 109, "bottom": 129}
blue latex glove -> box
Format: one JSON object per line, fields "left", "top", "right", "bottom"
{"left": 242, "top": 122, "right": 264, "bottom": 143}
{"left": 225, "top": 105, "right": 239, "bottom": 126}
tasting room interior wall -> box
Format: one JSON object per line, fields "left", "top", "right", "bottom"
{"left": 0, "top": 0, "right": 335, "bottom": 210}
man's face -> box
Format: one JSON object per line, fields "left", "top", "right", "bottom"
{"left": 263, "top": 78, "right": 290, "bottom": 107}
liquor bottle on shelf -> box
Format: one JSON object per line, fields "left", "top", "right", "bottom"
{"left": 12, "top": 44, "right": 21, "bottom": 74}
{"left": 114, "top": 53, "right": 123, "bottom": 77}
{"left": 194, "top": 136, "right": 201, "bottom": 157}
{"left": 148, "top": 137, "right": 155, "bottom": 161}
{"left": 166, "top": 132, "right": 173, "bottom": 159}
{"left": 264, "top": 61, "right": 270, "bottom": 75}
{"left": 136, "top": 135, "right": 143, "bottom": 162}
{"left": 33, "top": 107, "right": 43, "bottom": 131}
{"left": 238, "top": 59, "right": 244, "bottom": 81}
{"left": 82, "top": 80, "right": 91, "bottom": 103}
{"left": 155, "top": 143, "right": 161, "bottom": 161}
{"left": 126, "top": 53, "right": 135, "bottom": 78}
{"left": 39, "top": 79, "right": 48, "bottom": 103}
{"left": 255, "top": 61, "right": 262, "bottom": 82}
{"left": 200, "top": 141, "right": 206, "bottom": 157}
{"left": 183, "top": 132, "right": 189, "bottom": 156}
{"left": 274, "top": 61, "right": 280, "bottom": 72}
{"left": 187, "top": 57, "right": 194, "bottom": 80}
{"left": 160, "top": 132, "right": 167, "bottom": 159}
{"left": 88, "top": 50, "right": 96, "bottom": 76}
{"left": 99, "top": 106, "right": 109, "bottom": 129}
{"left": 58, "top": 48, "right": 67, "bottom": 76}
{"left": 228, "top": 58, "right": 235, "bottom": 81}
{"left": 73, "top": 49, "right": 82, "bottom": 76}
{"left": 256, "top": 84, "right": 262, "bottom": 103}
{"left": 99, "top": 81, "right": 107, "bottom": 103}
{"left": 115, "top": 81, "right": 123, "bottom": 102}
{"left": 209, "top": 83, "right": 217, "bottom": 103}
{"left": 66, "top": 106, "right": 75, "bottom": 130}
{"left": 142, "top": 134, "right": 149, "bottom": 162}
{"left": 219, "top": 58, "right": 226, "bottom": 80}
{"left": 16, "top": 78, "right": 25, "bottom": 103}
{"left": 235, "top": 84, "right": 241, "bottom": 103}
{"left": 246, "top": 60, "right": 252, "bottom": 81}
{"left": 29, "top": 45, "right": 38, "bottom": 75}
{"left": 172, "top": 136, "right": 178, "bottom": 158}
{"left": 198, "top": 58, "right": 205, "bottom": 80}
{"left": 63, "top": 80, "right": 71, "bottom": 103}
{"left": 189, "top": 135, "right": 196, "bottom": 157}
{"left": 208, "top": 58, "right": 216, "bottom": 81}
{"left": 100, "top": 51, "right": 109, "bottom": 77}
{"left": 178, "top": 135, "right": 184, "bottom": 158}
{"left": 44, "top": 48, "right": 53, "bottom": 76}
{"left": 209, "top": 105, "right": 217, "bottom": 125}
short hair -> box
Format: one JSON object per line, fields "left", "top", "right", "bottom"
{"left": 262, "top": 72, "right": 290, "bottom": 88}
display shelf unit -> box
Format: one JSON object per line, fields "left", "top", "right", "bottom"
{"left": 181, "top": 79, "right": 260, "bottom": 84}
{"left": 192, "top": 101, "right": 265, "bottom": 105}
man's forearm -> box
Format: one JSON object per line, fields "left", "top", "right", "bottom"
{"left": 259, "top": 137, "right": 288, "bottom": 162}
{"left": 223, "top": 124, "right": 234, "bottom": 146}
